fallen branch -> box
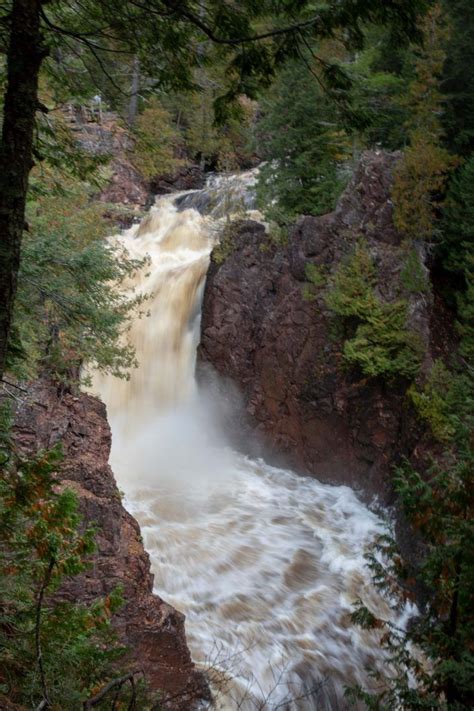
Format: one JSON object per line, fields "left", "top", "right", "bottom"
{"left": 0, "top": 378, "right": 28, "bottom": 393}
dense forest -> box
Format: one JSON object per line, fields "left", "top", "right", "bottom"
{"left": 0, "top": 0, "right": 473, "bottom": 709}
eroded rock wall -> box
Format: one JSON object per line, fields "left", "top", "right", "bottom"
{"left": 198, "top": 151, "right": 447, "bottom": 504}
{"left": 13, "top": 382, "right": 209, "bottom": 710}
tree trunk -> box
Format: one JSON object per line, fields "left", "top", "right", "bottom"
{"left": 0, "top": 0, "right": 46, "bottom": 378}
{"left": 127, "top": 55, "right": 140, "bottom": 126}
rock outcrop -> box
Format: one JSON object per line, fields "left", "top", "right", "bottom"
{"left": 198, "top": 151, "right": 451, "bottom": 504}
{"left": 13, "top": 382, "right": 209, "bottom": 710}
{"left": 64, "top": 106, "right": 149, "bottom": 212}
{"left": 149, "top": 165, "right": 206, "bottom": 195}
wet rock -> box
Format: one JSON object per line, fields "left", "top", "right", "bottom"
{"left": 150, "top": 165, "right": 206, "bottom": 195}
{"left": 12, "top": 381, "right": 209, "bottom": 710}
{"left": 198, "top": 151, "right": 449, "bottom": 505}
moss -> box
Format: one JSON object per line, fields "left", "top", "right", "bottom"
{"left": 303, "top": 263, "right": 327, "bottom": 302}
{"left": 213, "top": 220, "right": 242, "bottom": 265}
{"left": 267, "top": 223, "right": 289, "bottom": 248}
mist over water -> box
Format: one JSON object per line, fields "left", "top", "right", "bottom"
{"left": 92, "top": 172, "right": 397, "bottom": 709}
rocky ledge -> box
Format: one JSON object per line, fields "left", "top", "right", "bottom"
{"left": 13, "top": 381, "right": 209, "bottom": 710}
{"left": 198, "top": 151, "right": 454, "bottom": 505}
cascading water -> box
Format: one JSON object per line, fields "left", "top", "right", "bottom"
{"left": 91, "top": 172, "right": 399, "bottom": 710}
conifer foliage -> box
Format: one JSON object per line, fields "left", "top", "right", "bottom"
{"left": 347, "top": 372, "right": 474, "bottom": 709}
{"left": 0, "top": 407, "right": 131, "bottom": 709}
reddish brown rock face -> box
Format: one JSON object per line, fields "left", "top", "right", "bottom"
{"left": 13, "top": 382, "right": 209, "bottom": 710}
{"left": 198, "top": 152, "right": 441, "bottom": 505}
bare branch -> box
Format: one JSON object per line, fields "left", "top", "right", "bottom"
{"left": 35, "top": 557, "right": 56, "bottom": 710}
{"left": 83, "top": 671, "right": 142, "bottom": 709}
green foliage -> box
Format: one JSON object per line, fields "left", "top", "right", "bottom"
{"left": 325, "top": 243, "right": 424, "bottom": 379}
{"left": 130, "top": 97, "right": 184, "bottom": 179}
{"left": 305, "top": 263, "right": 326, "bottom": 289}
{"left": 9, "top": 177, "right": 148, "bottom": 385}
{"left": 325, "top": 243, "right": 378, "bottom": 317}
{"left": 343, "top": 301, "right": 424, "bottom": 379}
{"left": 348, "top": 27, "right": 413, "bottom": 150}
{"left": 392, "top": 3, "right": 459, "bottom": 241}
{"left": 408, "top": 360, "right": 456, "bottom": 442}
{"left": 393, "top": 133, "right": 457, "bottom": 240}
{"left": 266, "top": 223, "right": 289, "bottom": 249}
{"left": 441, "top": 157, "right": 474, "bottom": 360}
{"left": 0, "top": 410, "right": 136, "bottom": 709}
{"left": 167, "top": 67, "right": 257, "bottom": 171}
{"left": 348, "top": 394, "right": 474, "bottom": 708}
{"left": 400, "top": 248, "right": 429, "bottom": 294}
{"left": 303, "top": 263, "right": 327, "bottom": 301}
{"left": 256, "top": 60, "right": 349, "bottom": 222}
{"left": 348, "top": 224, "right": 474, "bottom": 708}
{"left": 213, "top": 220, "right": 244, "bottom": 265}
{"left": 441, "top": 0, "right": 474, "bottom": 156}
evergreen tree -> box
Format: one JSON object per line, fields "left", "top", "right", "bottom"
{"left": 0, "top": 410, "right": 140, "bottom": 709}
{"left": 392, "top": 2, "right": 458, "bottom": 242}
{"left": 347, "top": 371, "right": 474, "bottom": 709}
{"left": 130, "top": 97, "right": 184, "bottom": 179}
{"left": 9, "top": 173, "right": 148, "bottom": 386}
{"left": 441, "top": 0, "right": 474, "bottom": 156}
{"left": 440, "top": 157, "right": 474, "bottom": 360}
{"left": 0, "top": 0, "right": 431, "bottom": 378}
{"left": 256, "top": 60, "right": 349, "bottom": 221}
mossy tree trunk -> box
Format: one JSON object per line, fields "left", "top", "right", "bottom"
{"left": 0, "top": 0, "right": 47, "bottom": 377}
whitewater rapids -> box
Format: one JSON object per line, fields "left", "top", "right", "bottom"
{"left": 92, "top": 172, "right": 396, "bottom": 710}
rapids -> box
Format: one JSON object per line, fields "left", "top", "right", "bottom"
{"left": 91, "top": 172, "right": 397, "bottom": 710}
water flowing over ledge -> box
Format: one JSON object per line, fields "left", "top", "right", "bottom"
{"left": 91, "top": 171, "right": 405, "bottom": 710}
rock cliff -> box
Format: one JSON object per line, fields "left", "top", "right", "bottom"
{"left": 13, "top": 382, "right": 209, "bottom": 710}
{"left": 198, "top": 151, "right": 453, "bottom": 505}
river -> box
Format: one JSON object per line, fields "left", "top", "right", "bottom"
{"left": 92, "top": 171, "right": 396, "bottom": 710}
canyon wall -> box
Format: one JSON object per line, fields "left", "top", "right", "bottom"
{"left": 13, "top": 382, "right": 209, "bottom": 710}
{"left": 198, "top": 151, "right": 452, "bottom": 505}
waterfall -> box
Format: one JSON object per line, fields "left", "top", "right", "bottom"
{"left": 91, "top": 171, "right": 403, "bottom": 710}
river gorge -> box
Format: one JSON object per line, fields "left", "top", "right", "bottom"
{"left": 91, "top": 171, "right": 409, "bottom": 710}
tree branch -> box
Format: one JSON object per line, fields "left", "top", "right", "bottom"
{"left": 83, "top": 671, "right": 141, "bottom": 709}
{"left": 35, "top": 557, "right": 56, "bottom": 709}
